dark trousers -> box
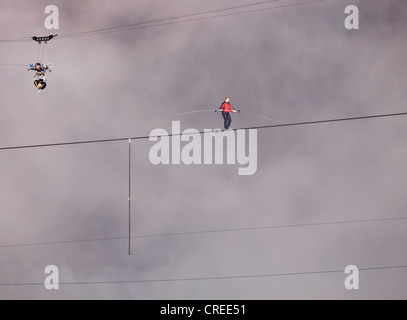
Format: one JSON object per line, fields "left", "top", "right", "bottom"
{"left": 222, "top": 112, "right": 232, "bottom": 129}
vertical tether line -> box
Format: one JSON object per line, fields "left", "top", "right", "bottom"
{"left": 35, "top": 44, "right": 42, "bottom": 62}
{"left": 128, "top": 138, "right": 132, "bottom": 255}
{"left": 39, "top": 43, "right": 46, "bottom": 63}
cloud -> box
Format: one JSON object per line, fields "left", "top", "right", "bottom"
{"left": 0, "top": 0, "right": 406, "bottom": 299}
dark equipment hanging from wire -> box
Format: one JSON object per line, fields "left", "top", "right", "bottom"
{"left": 31, "top": 34, "right": 58, "bottom": 44}
{"left": 27, "top": 35, "right": 57, "bottom": 92}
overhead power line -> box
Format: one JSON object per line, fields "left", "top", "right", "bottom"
{"left": 58, "top": 0, "right": 325, "bottom": 40}
{"left": 0, "top": 0, "right": 325, "bottom": 42}
{"left": 0, "top": 216, "right": 406, "bottom": 250}
{"left": 0, "top": 265, "right": 406, "bottom": 286}
{"left": 1, "top": 111, "right": 407, "bottom": 152}
{"left": 57, "top": 0, "right": 299, "bottom": 38}
{"left": 0, "top": 63, "right": 27, "bottom": 67}
{"left": 0, "top": 37, "right": 31, "bottom": 43}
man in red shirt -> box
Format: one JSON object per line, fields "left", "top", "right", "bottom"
{"left": 217, "top": 97, "right": 239, "bottom": 130}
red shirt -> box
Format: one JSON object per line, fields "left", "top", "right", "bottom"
{"left": 220, "top": 102, "right": 234, "bottom": 113}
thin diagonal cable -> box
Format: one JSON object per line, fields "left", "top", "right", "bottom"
{"left": 58, "top": 0, "right": 288, "bottom": 38}
{"left": 63, "top": 1, "right": 323, "bottom": 39}
{"left": 0, "top": 216, "right": 406, "bottom": 250}
{"left": 0, "top": 63, "right": 27, "bottom": 67}
{"left": 0, "top": 0, "right": 327, "bottom": 43}
{"left": 1, "top": 111, "right": 407, "bottom": 152}
{"left": 58, "top": 0, "right": 323, "bottom": 39}
{"left": 0, "top": 37, "right": 31, "bottom": 43}
{"left": 240, "top": 111, "right": 284, "bottom": 124}
{"left": 176, "top": 110, "right": 216, "bottom": 116}
{"left": 0, "top": 265, "right": 406, "bottom": 286}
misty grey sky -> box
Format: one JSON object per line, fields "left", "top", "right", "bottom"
{"left": 0, "top": 0, "right": 407, "bottom": 299}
